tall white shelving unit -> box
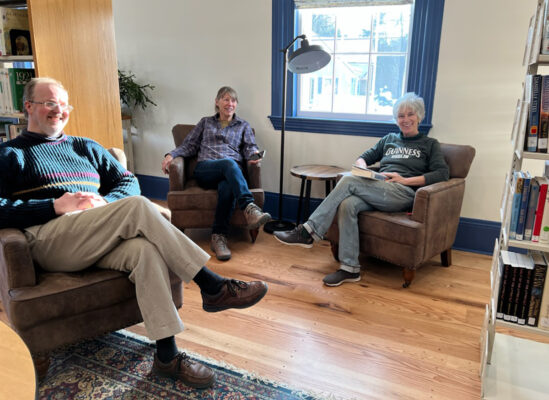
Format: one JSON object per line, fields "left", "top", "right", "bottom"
{"left": 481, "top": 0, "right": 549, "bottom": 396}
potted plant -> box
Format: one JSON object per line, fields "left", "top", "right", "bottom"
{"left": 118, "top": 69, "right": 157, "bottom": 116}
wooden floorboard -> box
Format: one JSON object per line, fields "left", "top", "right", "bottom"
{"left": 129, "top": 227, "right": 490, "bottom": 400}
{"left": 3, "top": 220, "right": 549, "bottom": 399}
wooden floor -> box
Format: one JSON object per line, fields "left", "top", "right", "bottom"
{"left": 2, "top": 225, "right": 548, "bottom": 399}
{"left": 133, "top": 228, "right": 491, "bottom": 400}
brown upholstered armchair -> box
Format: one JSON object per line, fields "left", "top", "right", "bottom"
{"left": 325, "top": 143, "right": 475, "bottom": 288}
{"left": 167, "top": 124, "right": 265, "bottom": 242}
{"left": 0, "top": 148, "right": 182, "bottom": 378}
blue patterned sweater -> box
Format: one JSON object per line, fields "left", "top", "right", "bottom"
{"left": 0, "top": 130, "right": 140, "bottom": 229}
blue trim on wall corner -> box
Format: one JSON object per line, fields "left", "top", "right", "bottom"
{"left": 270, "top": 0, "right": 445, "bottom": 137}
{"left": 137, "top": 174, "right": 498, "bottom": 255}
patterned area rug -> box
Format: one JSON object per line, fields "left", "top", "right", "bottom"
{"left": 38, "top": 331, "right": 320, "bottom": 400}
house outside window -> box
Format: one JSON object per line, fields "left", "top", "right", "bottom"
{"left": 269, "top": 0, "right": 445, "bottom": 137}
{"left": 296, "top": 5, "right": 412, "bottom": 121}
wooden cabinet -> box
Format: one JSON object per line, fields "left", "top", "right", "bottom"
{"left": 0, "top": 0, "right": 122, "bottom": 149}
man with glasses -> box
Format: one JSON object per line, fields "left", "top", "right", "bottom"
{"left": 0, "top": 77, "right": 268, "bottom": 389}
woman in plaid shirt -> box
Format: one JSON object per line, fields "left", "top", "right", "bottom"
{"left": 162, "top": 87, "right": 270, "bottom": 260}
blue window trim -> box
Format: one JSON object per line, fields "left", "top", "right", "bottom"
{"left": 269, "top": 0, "right": 445, "bottom": 137}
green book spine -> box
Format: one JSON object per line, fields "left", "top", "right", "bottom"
{"left": 8, "top": 68, "right": 35, "bottom": 112}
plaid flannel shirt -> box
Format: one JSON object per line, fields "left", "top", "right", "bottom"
{"left": 169, "top": 114, "right": 258, "bottom": 162}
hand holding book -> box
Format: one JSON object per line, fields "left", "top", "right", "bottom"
{"left": 350, "top": 164, "right": 388, "bottom": 181}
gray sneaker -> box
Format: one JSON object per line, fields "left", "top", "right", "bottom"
{"left": 323, "top": 269, "right": 361, "bottom": 287}
{"left": 273, "top": 224, "right": 313, "bottom": 248}
{"left": 210, "top": 234, "right": 231, "bottom": 261}
{"left": 244, "top": 203, "right": 271, "bottom": 229}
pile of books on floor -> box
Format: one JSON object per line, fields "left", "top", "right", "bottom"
{"left": 496, "top": 250, "right": 549, "bottom": 329}
{"left": 0, "top": 67, "right": 34, "bottom": 113}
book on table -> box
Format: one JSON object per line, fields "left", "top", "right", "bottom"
{"left": 351, "top": 164, "right": 387, "bottom": 181}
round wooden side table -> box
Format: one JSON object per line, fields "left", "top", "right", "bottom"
{"left": 290, "top": 164, "right": 346, "bottom": 223}
{"left": 0, "top": 321, "right": 37, "bottom": 399}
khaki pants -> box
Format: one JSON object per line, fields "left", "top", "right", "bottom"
{"left": 24, "top": 196, "right": 210, "bottom": 340}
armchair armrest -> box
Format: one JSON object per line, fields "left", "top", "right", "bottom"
{"left": 246, "top": 161, "right": 262, "bottom": 189}
{"left": 411, "top": 178, "right": 466, "bottom": 224}
{"left": 0, "top": 228, "right": 36, "bottom": 289}
{"left": 169, "top": 156, "right": 186, "bottom": 191}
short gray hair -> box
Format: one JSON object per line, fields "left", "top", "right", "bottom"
{"left": 23, "top": 77, "right": 66, "bottom": 118}
{"left": 215, "top": 86, "right": 238, "bottom": 113}
{"left": 393, "top": 92, "right": 425, "bottom": 123}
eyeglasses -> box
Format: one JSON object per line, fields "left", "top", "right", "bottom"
{"left": 28, "top": 101, "right": 74, "bottom": 112}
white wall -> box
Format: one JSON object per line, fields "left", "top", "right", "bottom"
{"left": 112, "top": 0, "right": 536, "bottom": 222}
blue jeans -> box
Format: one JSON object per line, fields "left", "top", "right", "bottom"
{"left": 193, "top": 159, "right": 254, "bottom": 235}
{"left": 303, "top": 175, "right": 416, "bottom": 272}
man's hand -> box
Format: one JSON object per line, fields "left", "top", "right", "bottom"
{"left": 247, "top": 158, "right": 261, "bottom": 165}
{"left": 162, "top": 154, "right": 173, "bottom": 174}
{"left": 53, "top": 192, "right": 107, "bottom": 215}
{"left": 354, "top": 158, "right": 367, "bottom": 168}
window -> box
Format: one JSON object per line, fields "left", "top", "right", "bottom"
{"left": 296, "top": 5, "right": 412, "bottom": 121}
{"left": 270, "top": 0, "right": 445, "bottom": 137}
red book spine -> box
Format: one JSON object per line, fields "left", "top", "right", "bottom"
{"left": 533, "top": 182, "right": 548, "bottom": 241}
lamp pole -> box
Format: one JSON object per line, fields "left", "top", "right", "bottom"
{"left": 264, "top": 34, "right": 330, "bottom": 233}
{"left": 264, "top": 35, "right": 306, "bottom": 233}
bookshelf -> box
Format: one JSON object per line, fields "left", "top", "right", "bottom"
{"left": 482, "top": 0, "right": 549, "bottom": 396}
{"left": 0, "top": 0, "right": 122, "bottom": 149}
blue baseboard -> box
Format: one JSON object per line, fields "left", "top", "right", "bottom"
{"left": 136, "top": 174, "right": 169, "bottom": 200}
{"left": 137, "top": 174, "right": 500, "bottom": 255}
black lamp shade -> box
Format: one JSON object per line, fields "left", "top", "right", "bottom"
{"left": 288, "top": 40, "right": 331, "bottom": 74}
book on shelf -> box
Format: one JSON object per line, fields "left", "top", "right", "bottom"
{"left": 498, "top": 251, "right": 535, "bottom": 324}
{"left": 497, "top": 251, "right": 512, "bottom": 320}
{"left": 9, "top": 29, "right": 31, "bottom": 56}
{"left": 538, "top": 254, "right": 549, "bottom": 330}
{"left": 7, "top": 68, "right": 34, "bottom": 112}
{"left": 515, "top": 252, "right": 535, "bottom": 325}
{"left": 527, "top": 75, "right": 542, "bottom": 152}
{"left": 539, "top": 184, "right": 549, "bottom": 244}
{"left": 528, "top": 251, "right": 548, "bottom": 326}
{"left": 530, "top": 0, "right": 546, "bottom": 65}
{"left": 516, "top": 171, "right": 532, "bottom": 240}
{"left": 350, "top": 164, "right": 387, "bottom": 181}
{"left": 539, "top": 75, "right": 549, "bottom": 152}
{"left": 542, "top": 0, "right": 549, "bottom": 54}
{"left": 0, "top": 7, "right": 29, "bottom": 56}
{"left": 524, "top": 177, "right": 540, "bottom": 240}
{"left": 6, "top": 123, "right": 25, "bottom": 140}
{"left": 509, "top": 171, "right": 525, "bottom": 240}
{"left": 533, "top": 177, "right": 549, "bottom": 242}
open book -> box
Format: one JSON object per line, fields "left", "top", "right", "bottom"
{"left": 351, "top": 164, "right": 387, "bottom": 181}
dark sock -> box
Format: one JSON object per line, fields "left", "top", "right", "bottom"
{"left": 300, "top": 225, "right": 312, "bottom": 239}
{"left": 156, "top": 336, "right": 178, "bottom": 363}
{"left": 193, "top": 266, "right": 226, "bottom": 295}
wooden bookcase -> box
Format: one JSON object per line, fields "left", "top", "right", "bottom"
{"left": 481, "top": 0, "right": 549, "bottom": 396}
{"left": 0, "top": 0, "right": 122, "bottom": 149}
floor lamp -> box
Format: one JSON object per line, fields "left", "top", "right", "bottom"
{"left": 264, "top": 34, "right": 331, "bottom": 234}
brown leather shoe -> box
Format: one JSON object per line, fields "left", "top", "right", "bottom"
{"left": 202, "top": 279, "right": 268, "bottom": 312}
{"left": 152, "top": 352, "right": 215, "bottom": 389}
